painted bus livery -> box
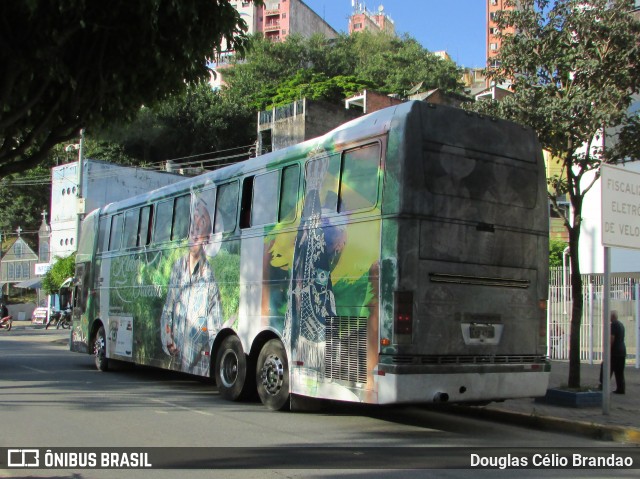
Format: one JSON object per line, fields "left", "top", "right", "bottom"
{"left": 69, "top": 101, "right": 550, "bottom": 410}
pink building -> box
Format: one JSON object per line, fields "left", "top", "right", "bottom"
{"left": 348, "top": 1, "right": 395, "bottom": 35}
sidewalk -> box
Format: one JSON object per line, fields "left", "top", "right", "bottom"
{"left": 5, "top": 320, "right": 640, "bottom": 443}
{"left": 454, "top": 360, "right": 640, "bottom": 444}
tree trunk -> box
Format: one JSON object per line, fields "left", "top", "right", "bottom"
{"left": 567, "top": 223, "right": 583, "bottom": 389}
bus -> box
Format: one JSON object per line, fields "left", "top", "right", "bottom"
{"left": 69, "top": 101, "right": 550, "bottom": 410}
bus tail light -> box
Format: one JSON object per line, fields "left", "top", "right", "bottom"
{"left": 394, "top": 291, "right": 413, "bottom": 335}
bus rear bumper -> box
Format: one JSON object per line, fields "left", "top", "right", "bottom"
{"left": 373, "top": 368, "right": 550, "bottom": 405}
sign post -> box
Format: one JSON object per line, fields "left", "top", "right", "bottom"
{"left": 600, "top": 164, "right": 640, "bottom": 414}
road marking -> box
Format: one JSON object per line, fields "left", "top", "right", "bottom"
{"left": 21, "top": 365, "right": 46, "bottom": 373}
{"left": 150, "top": 397, "right": 213, "bottom": 416}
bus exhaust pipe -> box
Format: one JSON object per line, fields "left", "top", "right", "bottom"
{"left": 433, "top": 392, "right": 449, "bottom": 403}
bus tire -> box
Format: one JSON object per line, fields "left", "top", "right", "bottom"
{"left": 215, "top": 335, "right": 249, "bottom": 401}
{"left": 94, "top": 325, "right": 109, "bottom": 372}
{"left": 256, "top": 339, "right": 290, "bottom": 411}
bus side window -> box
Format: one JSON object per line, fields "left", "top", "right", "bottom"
{"left": 279, "top": 164, "right": 299, "bottom": 223}
{"left": 303, "top": 154, "right": 340, "bottom": 218}
{"left": 251, "top": 171, "right": 278, "bottom": 226}
{"left": 239, "top": 177, "right": 253, "bottom": 229}
{"left": 138, "top": 205, "right": 153, "bottom": 246}
{"left": 172, "top": 195, "right": 190, "bottom": 241}
{"left": 154, "top": 199, "right": 173, "bottom": 243}
{"left": 214, "top": 182, "right": 239, "bottom": 234}
{"left": 108, "top": 213, "right": 123, "bottom": 251}
{"left": 96, "top": 217, "right": 109, "bottom": 254}
{"left": 123, "top": 209, "right": 139, "bottom": 249}
{"left": 338, "top": 143, "right": 380, "bottom": 213}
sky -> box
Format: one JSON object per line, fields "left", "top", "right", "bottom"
{"left": 302, "top": 0, "right": 487, "bottom": 68}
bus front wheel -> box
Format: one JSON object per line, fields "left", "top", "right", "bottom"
{"left": 256, "top": 339, "right": 289, "bottom": 411}
{"left": 214, "top": 335, "right": 249, "bottom": 401}
{"left": 94, "top": 326, "right": 109, "bottom": 372}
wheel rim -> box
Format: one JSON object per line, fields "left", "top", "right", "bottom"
{"left": 95, "top": 332, "right": 105, "bottom": 361}
{"left": 261, "top": 353, "right": 284, "bottom": 396}
{"left": 219, "top": 349, "right": 238, "bottom": 388}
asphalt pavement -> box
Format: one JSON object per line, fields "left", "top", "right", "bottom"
{"left": 5, "top": 320, "right": 640, "bottom": 445}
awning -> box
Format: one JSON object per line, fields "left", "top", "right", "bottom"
{"left": 14, "top": 277, "right": 43, "bottom": 289}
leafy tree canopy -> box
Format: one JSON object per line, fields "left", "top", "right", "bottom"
{"left": 42, "top": 254, "right": 76, "bottom": 294}
{"left": 268, "top": 70, "right": 376, "bottom": 107}
{"left": 468, "top": 0, "right": 640, "bottom": 388}
{"left": 549, "top": 239, "right": 568, "bottom": 268}
{"left": 0, "top": 0, "right": 257, "bottom": 178}
{"left": 223, "top": 32, "right": 465, "bottom": 110}
{"left": 98, "top": 82, "right": 256, "bottom": 165}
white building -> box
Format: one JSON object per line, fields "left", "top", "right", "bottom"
{"left": 50, "top": 160, "right": 184, "bottom": 260}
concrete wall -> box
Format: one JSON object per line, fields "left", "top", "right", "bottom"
{"left": 258, "top": 100, "right": 361, "bottom": 153}
{"left": 290, "top": 0, "right": 338, "bottom": 39}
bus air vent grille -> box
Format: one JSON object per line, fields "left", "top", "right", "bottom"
{"left": 325, "top": 316, "right": 368, "bottom": 384}
{"left": 390, "top": 355, "right": 545, "bottom": 365}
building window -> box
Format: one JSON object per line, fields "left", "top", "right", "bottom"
{"left": 491, "top": 0, "right": 498, "bottom": 5}
{"left": 14, "top": 242, "right": 23, "bottom": 257}
{"left": 490, "top": 43, "right": 498, "bottom": 51}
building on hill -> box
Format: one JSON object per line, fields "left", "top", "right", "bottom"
{"left": 257, "top": 98, "right": 362, "bottom": 154}
{"left": 211, "top": 0, "right": 338, "bottom": 89}
{"left": 348, "top": 1, "right": 395, "bottom": 36}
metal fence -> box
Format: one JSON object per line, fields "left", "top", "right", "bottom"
{"left": 548, "top": 267, "right": 640, "bottom": 367}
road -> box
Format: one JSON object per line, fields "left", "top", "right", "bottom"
{"left": 0, "top": 328, "right": 637, "bottom": 479}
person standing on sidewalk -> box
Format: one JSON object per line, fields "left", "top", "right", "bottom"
{"left": 600, "top": 310, "right": 626, "bottom": 394}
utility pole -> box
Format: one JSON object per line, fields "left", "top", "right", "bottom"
{"left": 76, "top": 128, "right": 85, "bottom": 251}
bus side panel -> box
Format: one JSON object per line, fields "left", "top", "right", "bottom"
{"left": 286, "top": 217, "right": 382, "bottom": 402}
{"left": 287, "top": 161, "right": 383, "bottom": 401}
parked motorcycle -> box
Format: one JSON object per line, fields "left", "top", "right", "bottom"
{"left": 56, "top": 308, "right": 72, "bottom": 330}
{"left": 45, "top": 310, "right": 61, "bottom": 330}
{"left": 0, "top": 314, "right": 12, "bottom": 331}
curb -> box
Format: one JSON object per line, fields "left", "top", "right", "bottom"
{"left": 445, "top": 405, "right": 640, "bottom": 445}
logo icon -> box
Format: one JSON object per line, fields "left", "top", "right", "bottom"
{"left": 7, "top": 449, "right": 39, "bottom": 467}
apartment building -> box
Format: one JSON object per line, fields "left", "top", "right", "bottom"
{"left": 348, "top": 1, "right": 395, "bottom": 35}
{"left": 486, "top": 0, "right": 516, "bottom": 69}
{"left": 212, "top": 0, "right": 338, "bottom": 88}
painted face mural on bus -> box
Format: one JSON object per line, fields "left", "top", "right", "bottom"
{"left": 160, "top": 189, "right": 223, "bottom": 376}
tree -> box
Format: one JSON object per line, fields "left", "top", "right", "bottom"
{"left": 0, "top": 0, "right": 257, "bottom": 178}
{"left": 99, "top": 82, "right": 256, "bottom": 165}
{"left": 222, "top": 32, "right": 465, "bottom": 111}
{"left": 549, "top": 239, "right": 568, "bottom": 268}
{"left": 0, "top": 162, "right": 52, "bottom": 249}
{"left": 269, "top": 70, "right": 375, "bottom": 107}
{"left": 469, "top": 0, "right": 640, "bottom": 388}
{"left": 42, "top": 254, "right": 76, "bottom": 294}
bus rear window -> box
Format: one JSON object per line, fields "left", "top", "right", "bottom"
{"left": 424, "top": 148, "right": 537, "bottom": 208}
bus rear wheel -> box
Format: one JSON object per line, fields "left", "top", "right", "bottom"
{"left": 257, "top": 339, "right": 289, "bottom": 411}
{"left": 94, "top": 325, "right": 109, "bottom": 371}
{"left": 214, "top": 335, "right": 250, "bottom": 401}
